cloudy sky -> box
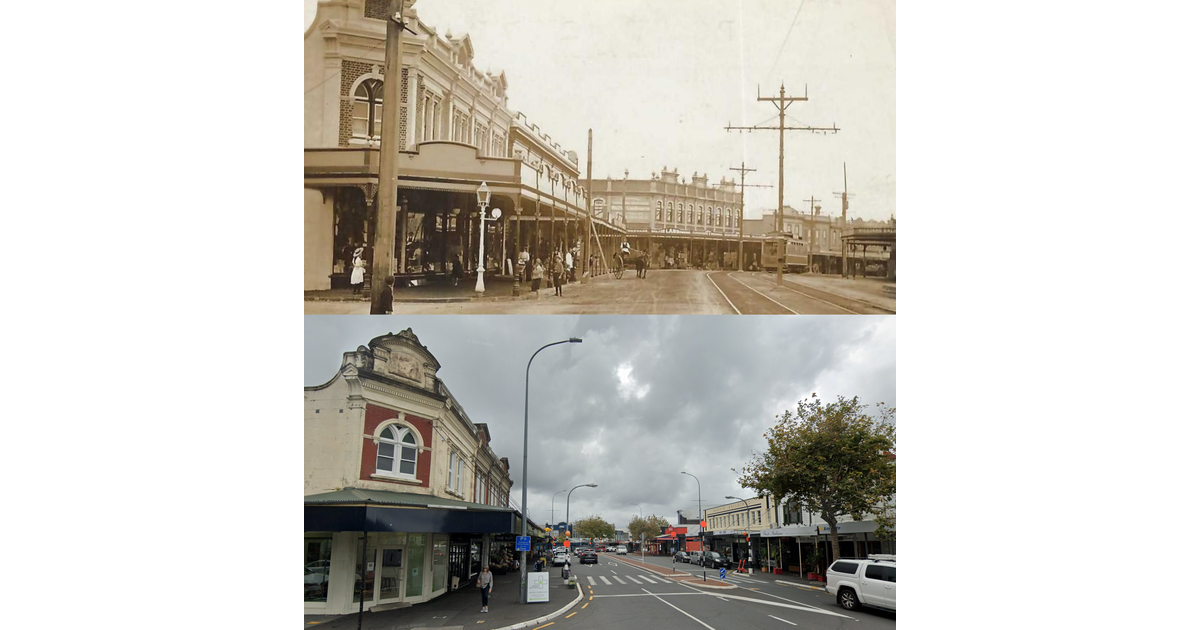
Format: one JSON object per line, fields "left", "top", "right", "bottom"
{"left": 306, "top": 315, "right": 895, "bottom": 532}
{"left": 304, "top": 0, "right": 895, "bottom": 221}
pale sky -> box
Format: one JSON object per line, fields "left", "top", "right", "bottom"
{"left": 306, "top": 315, "right": 896, "bottom": 533}
{"left": 304, "top": 0, "right": 895, "bottom": 221}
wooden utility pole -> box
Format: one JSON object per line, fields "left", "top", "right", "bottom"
{"left": 583, "top": 127, "right": 592, "bottom": 282}
{"left": 831, "top": 162, "right": 855, "bottom": 277}
{"left": 726, "top": 83, "right": 838, "bottom": 286}
{"left": 728, "top": 162, "right": 772, "bottom": 272}
{"left": 370, "top": 1, "right": 416, "bottom": 313}
{"left": 803, "top": 196, "right": 820, "bottom": 272}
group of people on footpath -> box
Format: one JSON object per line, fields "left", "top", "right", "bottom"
{"left": 516, "top": 246, "right": 578, "bottom": 296}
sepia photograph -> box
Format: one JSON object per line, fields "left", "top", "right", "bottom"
{"left": 304, "top": 0, "right": 895, "bottom": 314}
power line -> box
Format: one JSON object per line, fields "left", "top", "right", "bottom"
{"left": 765, "top": 0, "right": 809, "bottom": 81}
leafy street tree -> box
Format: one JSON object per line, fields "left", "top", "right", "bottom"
{"left": 573, "top": 515, "right": 616, "bottom": 542}
{"left": 738, "top": 394, "right": 896, "bottom": 562}
{"left": 628, "top": 515, "right": 670, "bottom": 545}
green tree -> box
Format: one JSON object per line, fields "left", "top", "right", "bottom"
{"left": 572, "top": 515, "right": 616, "bottom": 541}
{"left": 739, "top": 395, "right": 895, "bottom": 562}
{"left": 628, "top": 515, "right": 670, "bottom": 545}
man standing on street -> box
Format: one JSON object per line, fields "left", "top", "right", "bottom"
{"left": 477, "top": 564, "right": 493, "bottom": 613}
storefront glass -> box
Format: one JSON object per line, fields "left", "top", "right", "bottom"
{"left": 431, "top": 535, "right": 448, "bottom": 592}
{"left": 304, "top": 537, "right": 333, "bottom": 602}
{"left": 406, "top": 534, "right": 426, "bottom": 598}
{"left": 353, "top": 533, "right": 377, "bottom": 603}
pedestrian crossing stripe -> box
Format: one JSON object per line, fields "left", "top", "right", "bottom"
{"left": 587, "top": 577, "right": 596, "bottom": 585}
{"left": 612, "top": 576, "right": 627, "bottom": 584}
{"left": 599, "top": 577, "right": 612, "bottom": 585}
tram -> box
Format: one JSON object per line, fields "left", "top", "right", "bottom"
{"left": 761, "top": 238, "right": 809, "bottom": 273}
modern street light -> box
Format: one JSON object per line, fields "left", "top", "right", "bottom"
{"left": 475, "top": 182, "right": 502, "bottom": 294}
{"left": 681, "top": 471, "right": 706, "bottom": 581}
{"left": 550, "top": 490, "right": 567, "bottom": 528}
{"left": 632, "top": 503, "right": 645, "bottom": 562}
{"left": 519, "top": 338, "right": 583, "bottom": 604}
{"left": 565, "top": 483, "right": 597, "bottom": 557}
{"left": 726, "top": 495, "right": 755, "bottom": 564}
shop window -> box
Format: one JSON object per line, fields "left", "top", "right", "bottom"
{"left": 376, "top": 425, "right": 418, "bottom": 478}
{"left": 351, "top": 79, "right": 384, "bottom": 145}
{"left": 304, "top": 537, "right": 333, "bottom": 602}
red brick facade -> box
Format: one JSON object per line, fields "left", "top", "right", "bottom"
{"left": 360, "top": 403, "right": 432, "bottom": 487}
{"left": 364, "top": 0, "right": 389, "bottom": 21}
{"left": 338, "top": 62, "right": 409, "bottom": 149}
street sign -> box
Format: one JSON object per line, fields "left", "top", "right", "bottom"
{"left": 516, "top": 536, "right": 531, "bottom": 551}
{"left": 719, "top": 568, "right": 726, "bottom": 580}
{"left": 564, "top": 540, "right": 571, "bottom": 548}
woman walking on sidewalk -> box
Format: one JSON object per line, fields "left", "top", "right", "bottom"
{"left": 349, "top": 246, "right": 366, "bottom": 294}
{"left": 552, "top": 253, "right": 565, "bottom": 296}
{"left": 477, "top": 565, "right": 493, "bottom": 613}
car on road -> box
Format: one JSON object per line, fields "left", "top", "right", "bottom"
{"left": 688, "top": 551, "right": 704, "bottom": 564}
{"left": 616, "top": 545, "right": 628, "bottom": 555}
{"left": 551, "top": 552, "right": 568, "bottom": 567}
{"left": 579, "top": 550, "right": 598, "bottom": 564}
{"left": 673, "top": 550, "right": 690, "bottom": 563}
{"left": 700, "top": 551, "right": 730, "bottom": 569}
{"left": 824, "top": 555, "right": 896, "bottom": 612}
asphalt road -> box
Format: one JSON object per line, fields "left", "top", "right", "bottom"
{"left": 554, "top": 553, "right": 896, "bottom": 630}
{"left": 305, "top": 270, "right": 886, "bottom": 314}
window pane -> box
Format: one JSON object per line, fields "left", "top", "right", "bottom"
{"left": 377, "top": 455, "right": 393, "bottom": 470}
{"left": 401, "top": 446, "right": 416, "bottom": 462}
{"left": 353, "top": 118, "right": 368, "bottom": 137}
{"left": 402, "top": 432, "right": 416, "bottom": 444}
{"left": 378, "top": 443, "right": 394, "bottom": 457}
{"left": 305, "top": 538, "right": 333, "bottom": 602}
{"left": 381, "top": 426, "right": 394, "bottom": 440}
{"left": 353, "top": 101, "right": 368, "bottom": 118}
{"left": 399, "top": 460, "right": 416, "bottom": 475}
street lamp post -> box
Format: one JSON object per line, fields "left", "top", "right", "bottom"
{"left": 565, "top": 483, "right": 597, "bottom": 561}
{"left": 681, "top": 471, "right": 705, "bottom": 581}
{"left": 726, "top": 495, "right": 755, "bottom": 566}
{"left": 549, "top": 489, "right": 567, "bottom": 530}
{"left": 632, "top": 504, "right": 642, "bottom": 561}
{"left": 520, "top": 338, "right": 583, "bottom": 604}
{"left": 475, "top": 182, "right": 501, "bottom": 294}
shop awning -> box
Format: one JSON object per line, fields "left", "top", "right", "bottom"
{"left": 305, "top": 487, "right": 516, "bottom": 534}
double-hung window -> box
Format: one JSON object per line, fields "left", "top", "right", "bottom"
{"left": 376, "top": 425, "right": 418, "bottom": 479}
{"left": 447, "top": 451, "right": 464, "bottom": 496}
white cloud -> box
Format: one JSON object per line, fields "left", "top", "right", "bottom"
{"left": 615, "top": 362, "right": 651, "bottom": 400}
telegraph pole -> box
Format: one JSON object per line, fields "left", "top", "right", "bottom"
{"left": 370, "top": 1, "right": 416, "bottom": 313}
{"left": 728, "top": 162, "right": 771, "bottom": 272}
{"left": 831, "top": 162, "right": 854, "bottom": 277}
{"left": 802, "top": 196, "right": 820, "bottom": 272}
{"left": 583, "top": 129, "right": 593, "bottom": 283}
{"left": 726, "top": 83, "right": 838, "bottom": 286}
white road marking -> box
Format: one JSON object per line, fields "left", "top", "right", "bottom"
{"left": 768, "top": 615, "right": 798, "bottom": 626}
{"left": 642, "top": 588, "right": 718, "bottom": 630}
{"left": 612, "top": 576, "right": 627, "bottom": 584}
{"left": 599, "top": 576, "right": 612, "bottom": 585}
{"left": 592, "top": 592, "right": 705, "bottom": 598}
{"left": 705, "top": 272, "right": 742, "bottom": 314}
{"left": 587, "top": 577, "right": 596, "bottom": 585}
{"left": 707, "top": 592, "right": 852, "bottom": 619}
{"left": 625, "top": 575, "right": 645, "bottom": 584}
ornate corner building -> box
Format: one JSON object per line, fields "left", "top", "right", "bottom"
{"left": 304, "top": 328, "right": 541, "bottom": 614}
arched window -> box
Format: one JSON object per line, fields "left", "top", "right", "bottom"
{"left": 376, "top": 425, "right": 418, "bottom": 478}
{"left": 655, "top": 201, "right": 663, "bottom": 222}
{"left": 707, "top": 207, "right": 713, "bottom": 226}
{"left": 688, "top": 205, "right": 694, "bottom": 224}
{"left": 352, "top": 79, "right": 384, "bottom": 144}
{"left": 716, "top": 208, "right": 723, "bottom": 226}
{"left": 667, "top": 202, "right": 673, "bottom": 222}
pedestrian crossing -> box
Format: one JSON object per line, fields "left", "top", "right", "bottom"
{"left": 579, "top": 567, "right": 766, "bottom": 591}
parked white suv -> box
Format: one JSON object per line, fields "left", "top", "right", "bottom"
{"left": 616, "top": 545, "right": 628, "bottom": 555}
{"left": 824, "top": 555, "right": 896, "bottom": 612}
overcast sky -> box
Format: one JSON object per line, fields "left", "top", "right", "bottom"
{"left": 306, "top": 315, "right": 895, "bottom": 532}
{"left": 304, "top": 0, "right": 895, "bottom": 221}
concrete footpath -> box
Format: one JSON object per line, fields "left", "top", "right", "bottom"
{"left": 303, "top": 567, "right": 582, "bottom": 629}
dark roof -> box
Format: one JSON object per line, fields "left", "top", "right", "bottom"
{"left": 304, "top": 487, "right": 512, "bottom": 512}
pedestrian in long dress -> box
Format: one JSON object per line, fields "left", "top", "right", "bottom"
{"left": 531, "top": 259, "right": 544, "bottom": 292}
{"left": 451, "top": 255, "right": 463, "bottom": 286}
{"left": 350, "top": 247, "right": 366, "bottom": 294}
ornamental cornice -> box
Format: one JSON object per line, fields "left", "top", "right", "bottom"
{"left": 361, "top": 378, "right": 443, "bottom": 413}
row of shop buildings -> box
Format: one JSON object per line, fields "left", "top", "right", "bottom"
{"left": 640, "top": 495, "right": 895, "bottom": 576}
{"left": 304, "top": 328, "right": 550, "bottom": 615}
{"left": 303, "top": 0, "right": 895, "bottom": 292}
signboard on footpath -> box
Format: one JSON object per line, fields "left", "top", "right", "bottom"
{"left": 528, "top": 572, "right": 550, "bottom": 603}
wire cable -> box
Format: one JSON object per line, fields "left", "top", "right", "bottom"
{"left": 765, "top": 0, "right": 808, "bottom": 82}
